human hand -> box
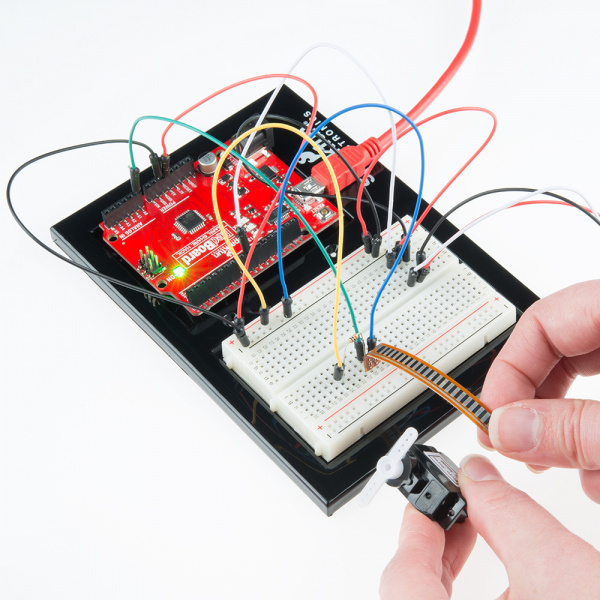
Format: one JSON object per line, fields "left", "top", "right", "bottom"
{"left": 479, "top": 280, "right": 600, "bottom": 501}
{"left": 380, "top": 455, "right": 600, "bottom": 599}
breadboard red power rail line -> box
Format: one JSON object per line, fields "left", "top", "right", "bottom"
{"left": 364, "top": 343, "right": 492, "bottom": 433}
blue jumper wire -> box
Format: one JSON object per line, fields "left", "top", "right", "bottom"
{"left": 275, "top": 103, "right": 425, "bottom": 339}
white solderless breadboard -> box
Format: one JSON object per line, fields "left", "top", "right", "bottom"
{"left": 222, "top": 219, "right": 516, "bottom": 461}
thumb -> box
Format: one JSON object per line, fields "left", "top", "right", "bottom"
{"left": 458, "top": 455, "right": 600, "bottom": 593}
{"left": 488, "top": 398, "right": 600, "bottom": 470}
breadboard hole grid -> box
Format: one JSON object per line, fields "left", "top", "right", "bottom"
{"left": 223, "top": 220, "right": 516, "bottom": 460}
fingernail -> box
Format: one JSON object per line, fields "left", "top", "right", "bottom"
{"left": 526, "top": 464, "right": 550, "bottom": 474}
{"left": 477, "top": 437, "right": 494, "bottom": 452}
{"left": 459, "top": 454, "right": 504, "bottom": 481}
{"left": 489, "top": 406, "right": 540, "bottom": 452}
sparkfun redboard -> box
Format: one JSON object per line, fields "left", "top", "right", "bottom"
{"left": 50, "top": 87, "right": 537, "bottom": 514}
{"left": 100, "top": 148, "right": 338, "bottom": 312}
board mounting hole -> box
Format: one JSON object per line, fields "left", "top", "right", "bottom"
{"left": 107, "top": 234, "right": 118, "bottom": 242}
{"left": 157, "top": 280, "right": 167, "bottom": 289}
{"left": 300, "top": 228, "right": 308, "bottom": 236}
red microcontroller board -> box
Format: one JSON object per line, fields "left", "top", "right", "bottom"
{"left": 100, "top": 146, "right": 338, "bottom": 313}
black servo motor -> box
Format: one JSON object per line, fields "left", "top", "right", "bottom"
{"left": 387, "top": 444, "right": 467, "bottom": 530}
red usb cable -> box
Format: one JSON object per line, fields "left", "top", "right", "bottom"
{"left": 377, "top": 0, "right": 482, "bottom": 152}
{"left": 310, "top": 0, "right": 482, "bottom": 193}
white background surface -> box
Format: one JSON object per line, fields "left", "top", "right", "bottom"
{"left": 1, "top": 1, "right": 599, "bottom": 598}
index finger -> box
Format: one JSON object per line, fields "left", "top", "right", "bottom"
{"left": 479, "top": 280, "right": 600, "bottom": 448}
{"left": 481, "top": 280, "right": 600, "bottom": 411}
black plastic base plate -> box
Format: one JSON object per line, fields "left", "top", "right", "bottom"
{"left": 50, "top": 87, "right": 538, "bottom": 515}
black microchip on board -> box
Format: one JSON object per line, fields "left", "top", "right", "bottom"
{"left": 259, "top": 165, "right": 278, "bottom": 180}
{"left": 175, "top": 210, "right": 204, "bottom": 234}
{"left": 268, "top": 204, "right": 289, "bottom": 224}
